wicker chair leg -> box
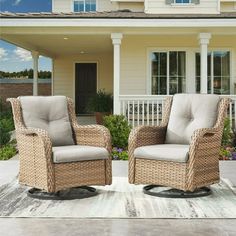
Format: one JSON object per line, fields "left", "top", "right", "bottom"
{"left": 143, "top": 185, "right": 211, "bottom": 198}
{"left": 27, "top": 186, "right": 98, "bottom": 200}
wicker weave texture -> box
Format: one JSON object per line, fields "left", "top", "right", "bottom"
{"left": 128, "top": 97, "right": 230, "bottom": 192}
{"left": 8, "top": 97, "right": 112, "bottom": 193}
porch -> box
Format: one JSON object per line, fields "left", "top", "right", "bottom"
{"left": 1, "top": 12, "right": 236, "bottom": 121}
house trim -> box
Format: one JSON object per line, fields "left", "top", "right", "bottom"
{"left": 1, "top": 18, "right": 236, "bottom": 28}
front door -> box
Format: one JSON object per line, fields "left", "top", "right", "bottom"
{"left": 75, "top": 63, "right": 97, "bottom": 114}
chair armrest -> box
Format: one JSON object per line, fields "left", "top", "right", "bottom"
{"left": 16, "top": 127, "right": 53, "bottom": 159}
{"left": 73, "top": 125, "right": 112, "bottom": 154}
{"left": 128, "top": 125, "right": 167, "bottom": 183}
{"left": 128, "top": 125, "right": 167, "bottom": 151}
{"left": 187, "top": 127, "right": 222, "bottom": 190}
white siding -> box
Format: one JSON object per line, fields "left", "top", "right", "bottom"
{"left": 145, "top": 0, "right": 219, "bottom": 14}
{"left": 97, "top": 0, "right": 118, "bottom": 11}
{"left": 53, "top": 0, "right": 72, "bottom": 12}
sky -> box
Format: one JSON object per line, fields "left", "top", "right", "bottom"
{"left": 0, "top": 0, "right": 52, "bottom": 72}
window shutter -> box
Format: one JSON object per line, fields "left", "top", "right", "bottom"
{"left": 191, "top": 0, "right": 200, "bottom": 4}
{"left": 166, "top": 0, "right": 174, "bottom": 4}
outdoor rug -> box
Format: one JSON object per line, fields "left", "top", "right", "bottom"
{"left": 0, "top": 177, "right": 236, "bottom": 218}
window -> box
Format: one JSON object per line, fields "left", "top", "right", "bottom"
{"left": 151, "top": 51, "right": 186, "bottom": 95}
{"left": 175, "top": 0, "right": 191, "bottom": 3}
{"left": 74, "top": 0, "right": 96, "bottom": 12}
{"left": 195, "top": 51, "right": 230, "bottom": 94}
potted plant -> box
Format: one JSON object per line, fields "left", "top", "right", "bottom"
{"left": 86, "top": 89, "right": 113, "bottom": 125}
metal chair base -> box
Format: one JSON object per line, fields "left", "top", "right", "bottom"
{"left": 143, "top": 185, "right": 212, "bottom": 198}
{"left": 27, "top": 186, "right": 97, "bottom": 200}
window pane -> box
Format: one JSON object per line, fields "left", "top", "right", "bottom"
{"left": 222, "top": 51, "right": 230, "bottom": 77}
{"left": 74, "top": 1, "right": 84, "bottom": 12}
{"left": 160, "top": 53, "right": 167, "bottom": 76}
{"left": 169, "top": 51, "right": 177, "bottom": 77}
{"left": 169, "top": 51, "right": 186, "bottom": 94}
{"left": 213, "top": 51, "right": 222, "bottom": 76}
{"left": 85, "top": 0, "right": 96, "bottom": 11}
{"left": 151, "top": 52, "right": 167, "bottom": 95}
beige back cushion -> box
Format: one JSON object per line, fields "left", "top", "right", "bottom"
{"left": 165, "top": 94, "right": 220, "bottom": 145}
{"left": 20, "top": 96, "right": 74, "bottom": 146}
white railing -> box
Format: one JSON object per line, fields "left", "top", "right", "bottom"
{"left": 119, "top": 94, "right": 236, "bottom": 129}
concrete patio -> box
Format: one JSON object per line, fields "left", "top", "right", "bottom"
{"left": 0, "top": 157, "right": 236, "bottom": 236}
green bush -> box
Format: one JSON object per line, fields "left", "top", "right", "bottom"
{"left": 222, "top": 117, "right": 233, "bottom": 146}
{"left": 0, "top": 98, "right": 14, "bottom": 147}
{"left": 112, "top": 147, "right": 128, "bottom": 160}
{"left": 86, "top": 89, "right": 113, "bottom": 113}
{"left": 103, "top": 115, "right": 131, "bottom": 149}
{"left": 0, "top": 144, "right": 17, "bottom": 160}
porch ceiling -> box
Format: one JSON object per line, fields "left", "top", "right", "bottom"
{"left": 0, "top": 34, "right": 113, "bottom": 58}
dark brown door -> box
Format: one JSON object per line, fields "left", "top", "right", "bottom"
{"left": 75, "top": 63, "right": 97, "bottom": 114}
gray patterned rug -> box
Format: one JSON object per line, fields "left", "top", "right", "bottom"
{"left": 0, "top": 177, "right": 236, "bottom": 218}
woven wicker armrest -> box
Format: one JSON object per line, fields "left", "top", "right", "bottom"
{"left": 128, "top": 125, "right": 167, "bottom": 151}
{"left": 73, "top": 125, "right": 112, "bottom": 153}
{"left": 128, "top": 125, "right": 166, "bottom": 184}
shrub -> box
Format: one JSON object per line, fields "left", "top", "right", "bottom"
{"left": 112, "top": 147, "right": 128, "bottom": 160}
{"left": 222, "top": 117, "right": 233, "bottom": 146}
{"left": 0, "top": 144, "right": 17, "bottom": 160}
{"left": 0, "top": 98, "right": 14, "bottom": 147}
{"left": 103, "top": 115, "right": 131, "bottom": 149}
{"left": 86, "top": 89, "right": 113, "bottom": 113}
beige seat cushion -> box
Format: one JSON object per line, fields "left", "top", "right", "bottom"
{"left": 52, "top": 145, "right": 109, "bottom": 163}
{"left": 165, "top": 94, "right": 220, "bottom": 145}
{"left": 20, "top": 96, "right": 74, "bottom": 147}
{"left": 134, "top": 144, "right": 190, "bottom": 163}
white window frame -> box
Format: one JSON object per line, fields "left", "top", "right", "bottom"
{"left": 194, "top": 48, "right": 233, "bottom": 95}
{"left": 147, "top": 47, "right": 189, "bottom": 95}
{"left": 72, "top": 0, "right": 97, "bottom": 12}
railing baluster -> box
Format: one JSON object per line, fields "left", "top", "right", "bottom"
{"left": 156, "top": 100, "right": 159, "bottom": 126}
{"left": 137, "top": 101, "right": 140, "bottom": 126}
{"left": 147, "top": 101, "right": 149, "bottom": 125}
{"left": 152, "top": 101, "right": 154, "bottom": 126}
{"left": 132, "top": 101, "right": 135, "bottom": 127}
{"left": 142, "top": 101, "right": 144, "bottom": 126}
{"left": 161, "top": 99, "right": 164, "bottom": 123}
{"left": 128, "top": 101, "right": 130, "bottom": 125}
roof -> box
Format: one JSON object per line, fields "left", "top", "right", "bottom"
{"left": 1, "top": 11, "right": 236, "bottom": 19}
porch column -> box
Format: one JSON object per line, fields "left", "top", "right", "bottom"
{"left": 31, "top": 51, "right": 39, "bottom": 96}
{"left": 198, "top": 33, "right": 211, "bottom": 94}
{"left": 111, "top": 33, "right": 123, "bottom": 115}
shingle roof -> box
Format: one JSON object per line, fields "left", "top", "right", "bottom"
{"left": 1, "top": 11, "right": 236, "bottom": 19}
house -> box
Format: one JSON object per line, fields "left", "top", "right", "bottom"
{"left": 0, "top": 0, "right": 236, "bottom": 125}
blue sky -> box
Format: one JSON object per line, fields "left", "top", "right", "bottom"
{"left": 0, "top": 0, "right": 52, "bottom": 72}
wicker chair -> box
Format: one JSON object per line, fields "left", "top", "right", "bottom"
{"left": 8, "top": 96, "right": 112, "bottom": 200}
{"left": 128, "top": 94, "right": 230, "bottom": 198}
